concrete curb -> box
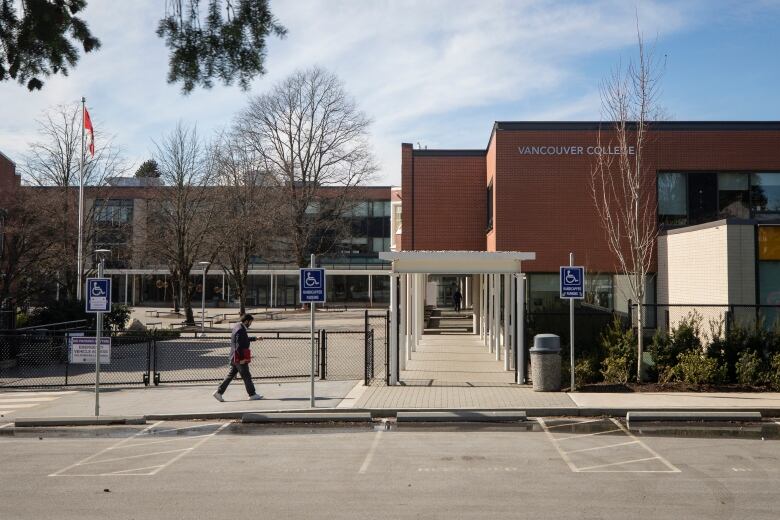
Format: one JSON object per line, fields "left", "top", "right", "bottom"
{"left": 146, "top": 408, "right": 375, "bottom": 421}
{"left": 396, "top": 411, "right": 527, "bottom": 422}
{"left": 14, "top": 416, "right": 146, "bottom": 427}
{"left": 626, "top": 411, "right": 763, "bottom": 423}
{"left": 242, "top": 412, "right": 373, "bottom": 423}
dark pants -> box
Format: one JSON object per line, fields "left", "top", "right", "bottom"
{"left": 217, "top": 362, "right": 256, "bottom": 396}
{"left": 454, "top": 300, "right": 461, "bottom": 312}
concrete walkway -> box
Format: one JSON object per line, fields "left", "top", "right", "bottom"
{"left": 401, "top": 334, "right": 515, "bottom": 385}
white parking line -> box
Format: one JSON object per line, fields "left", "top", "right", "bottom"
{"left": 554, "top": 428, "right": 622, "bottom": 442}
{"left": 563, "top": 440, "right": 640, "bottom": 455}
{"left": 0, "top": 422, "right": 13, "bottom": 429}
{"left": 578, "top": 456, "right": 660, "bottom": 472}
{"left": 147, "top": 422, "right": 232, "bottom": 475}
{"left": 358, "top": 429, "right": 384, "bottom": 474}
{"left": 49, "top": 421, "right": 164, "bottom": 477}
{"left": 75, "top": 448, "right": 192, "bottom": 467}
{"left": 544, "top": 419, "right": 604, "bottom": 430}
{"left": 608, "top": 418, "right": 681, "bottom": 473}
{"left": 146, "top": 423, "right": 222, "bottom": 435}
{"left": 537, "top": 418, "right": 579, "bottom": 473}
{"left": 538, "top": 417, "right": 681, "bottom": 474}
{"left": 120, "top": 434, "right": 214, "bottom": 449}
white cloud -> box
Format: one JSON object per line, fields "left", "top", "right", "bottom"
{"left": 0, "top": 0, "right": 698, "bottom": 185}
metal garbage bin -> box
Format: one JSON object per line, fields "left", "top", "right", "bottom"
{"left": 530, "top": 334, "right": 561, "bottom": 392}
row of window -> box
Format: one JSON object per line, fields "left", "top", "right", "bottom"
{"left": 659, "top": 172, "right": 780, "bottom": 226}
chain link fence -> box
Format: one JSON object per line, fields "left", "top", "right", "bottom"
{"left": 0, "top": 332, "right": 151, "bottom": 388}
{"left": 0, "top": 321, "right": 389, "bottom": 388}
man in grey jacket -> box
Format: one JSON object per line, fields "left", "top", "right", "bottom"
{"left": 213, "top": 314, "right": 262, "bottom": 401}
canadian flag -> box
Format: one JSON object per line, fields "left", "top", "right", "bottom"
{"left": 84, "top": 106, "right": 95, "bottom": 157}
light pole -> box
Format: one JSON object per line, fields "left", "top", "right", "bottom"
{"left": 199, "top": 261, "right": 209, "bottom": 336}
{"left": 94, "top": 248, "right": 110, "bottom": 417}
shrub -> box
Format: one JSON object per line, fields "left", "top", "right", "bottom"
{"left": 105, "top": 304, "right": 131, "bottom": 331}
{"left": 599, "top": 317, "right": 635, "bottom": 384}
{"left": 575, "top": 357, "right": 600, "bottom": 385}
{"left": 735, "top": 350, "right": 766, "bottom": 386}
{"left": 769, "top": 353, "right": 780, "bottom": 391}
{"left": 602, "top": 355, "right": 631, "bottom": 384}
{"left": 648, "top": 312, "right": 703, "bottom": 380}
{"left": 675, "top": 351, "right": 727, "bottom": 385}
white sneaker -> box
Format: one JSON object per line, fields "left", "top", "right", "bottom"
{"left": 212, "top": 391, "right": 224, "bottom": 402}
{"left": 248, "top": 394, "right": 263, "bottom": 401}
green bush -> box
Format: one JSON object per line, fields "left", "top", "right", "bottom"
{"left": 602, "top": 355, "right": 631, "bottom": 384}
{"left": 675, "top": 351, "right": 727, "bottom": 385}
{"left": 735, "top": 350, "right": 766, "bottom": 386}
{"left": 769, "top": 353, "right": 780, "bottom": 391}
{"left": 105, "top": 304, "right": 131, "bottom": 331}
{"left": 648, "top": 312, "right": 703, "bottom": 380}
{"left": 599, "top": 317, "right": 636, "bottom": 384}
{"left": 575, "top": 357, "right": 600, "bottom": 385}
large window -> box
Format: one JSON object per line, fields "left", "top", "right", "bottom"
{"left": 93, "top": 199, "right": 134, "bottom": 268}
{"left": 751, "top": 173, "right": 780, "bottom": 220}
{"left": 659, "top": 172, "right": 780, "bottom": 227}
{"left": 718, "top": 173, "right": 750, "bottom": 219}
{"left": 658, "top": 172, "right": 687, "bottom": 226}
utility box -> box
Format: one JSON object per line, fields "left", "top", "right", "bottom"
{"left": 530, "top": 334, "right": 561, "bottom": 392}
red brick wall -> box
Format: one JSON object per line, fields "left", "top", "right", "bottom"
{"left": 0, "top": 152, "right": 20, "bottom": 206}
{"left": 401, "top": 127, "right": 780, "bottom": 273}
{"left": 401, "top": 144, "right": 487, "bottom": 251}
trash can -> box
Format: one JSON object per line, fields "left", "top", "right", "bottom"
{"left": 530, "top": 334, "right": 561, "bottom": 392}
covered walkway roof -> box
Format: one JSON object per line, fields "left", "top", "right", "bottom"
{"left": 378, "top": 251, "right": 536, "bottom": 274}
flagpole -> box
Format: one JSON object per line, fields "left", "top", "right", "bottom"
{"left": 77, "top": 97, "right": 85, "bottom": 301}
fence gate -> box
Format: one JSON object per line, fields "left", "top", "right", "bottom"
{"left": 364, "top": 310, "right": 389, "bottom": 385}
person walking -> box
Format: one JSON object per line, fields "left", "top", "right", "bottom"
{"left": 453, "top": 288, "right": 463, "bottom": 313}
{"left": 213, "top": 314, "right": 262, "bottom": 401}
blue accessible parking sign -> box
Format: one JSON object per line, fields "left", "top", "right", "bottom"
{"left": 559, "top": 266, "right": 585, "bottom": 299}
{"left": 86, "top": 278, "right": 112, "bottom": 312}
{"left": 299, "top": 268, "right": 326, "bottom": 303}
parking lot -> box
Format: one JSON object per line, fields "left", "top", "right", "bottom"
{"left": 1, "top": 418, "right": 779, "bottom": 519}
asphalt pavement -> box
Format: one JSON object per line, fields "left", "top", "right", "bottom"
{"left": 1, "top": 419, "right": 779, "bottom": 519}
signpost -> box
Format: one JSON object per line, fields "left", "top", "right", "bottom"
{"left": 560, "top": 256, "right": 584, "bottom": 391}
{"left": 300, "top": 258, "right": 326, "bottom": 407}
{"left": 86, "top": 260, "right": 111, "bottom": 417}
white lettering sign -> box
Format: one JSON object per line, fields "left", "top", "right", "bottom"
{"left": 518, "top": 145, "right": 636, "bottom": 156}
{"left": 69, "top": 337, "right": 111, "bottom": 364}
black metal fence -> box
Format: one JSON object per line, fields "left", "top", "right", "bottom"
{"left": 629, "top": 302, "right": 780, "bottom": 334}
{"left": 0, "top": 318, "right": 391, "bottom": 388}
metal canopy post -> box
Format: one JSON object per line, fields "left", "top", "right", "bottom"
{"left": 503, "top": 273, "right": 511, "bottom": 371}
{"left": 399, "top": 273, "right": 407, "bottom": 371}
{"left": 389, "top": 273, "right": 399, "bottom": 385}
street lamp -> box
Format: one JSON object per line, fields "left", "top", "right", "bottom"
{"left": 198, "top": 261, "right": 210, "bottom": 336}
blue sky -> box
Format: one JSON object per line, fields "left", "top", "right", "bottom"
{"left": 1, "top": 0, "right": 778, "bottom": 185}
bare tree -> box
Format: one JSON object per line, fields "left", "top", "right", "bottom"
{"left": 0, "top": 190, "right": 58, "bottom": 308}
{"left": 20, "top": 102, "right": 125, "bottom": 299}
{"left": 236, "top": 67, "right": 377, "bottom": 267}
{"left": 590, "top": 28, "right": 664, "bottom": 382}
{"left": 146, "top": 123, "right": 218, "bottom": 324}
{"left": 211, "top": 132, "right": 279, "bottom": 314}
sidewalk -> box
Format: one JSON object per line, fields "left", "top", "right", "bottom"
{"left": 3, "top": 382, "right": 780, "bottom": 423}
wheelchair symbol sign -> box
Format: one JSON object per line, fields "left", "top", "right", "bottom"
{"left": 560, "top": 266, "right": 584, "bottom": 299}
{"left": 299, "top": 268, "right": 326, "bottom": 302}
{"left": 86, "top": 278, "right": 112, "bottom": 312}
